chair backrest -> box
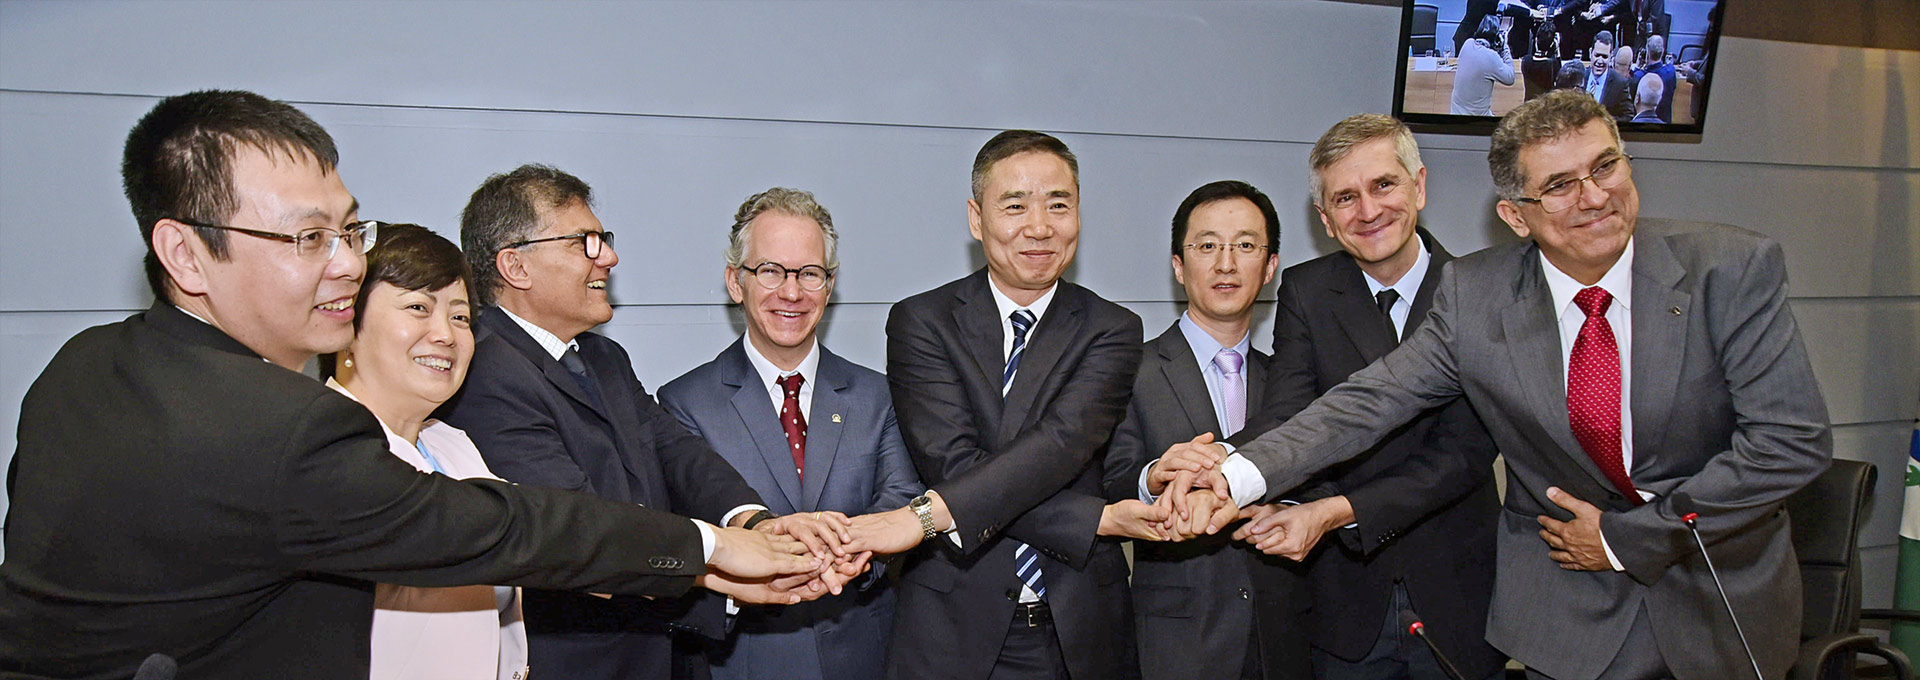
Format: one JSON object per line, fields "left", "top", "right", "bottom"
{"left": 1677, "top": 43, "right": 1707, "bottom": 64}
{"left": 1785, "top": 458, "right": 1877, "bottom": 641}
{"left": 1411, "top": 4, "right": 1439, "bottom": 55}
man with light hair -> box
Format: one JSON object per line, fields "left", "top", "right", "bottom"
{"left": 1159, "top": 89, "right": 1830, "bottom": 679}
{"left": 660, "top": 188, "right": 924, "bottom": 680}
{"left": 1629, "top": 73, "right": 1665, "bottom": 123}
{"left": 1218, "top": 113, "right": 1505, "bottom": 680}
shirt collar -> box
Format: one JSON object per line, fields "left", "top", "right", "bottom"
{"left": 496, "top": 305, "right": 578, "bottom": 361}
{"left": 1360, "top": 234, "right": 1432, "bottom": 302}
{"left": 1541, "top": 237, "right": 1635, "bottom": 318}
{"left": 987, "top": 278, "right": 1058, "bottom": 327}
{"left": 1177, "top": 311, "right": 1252, "bottom": 373}
{"left": 741, "top": 334, "right": 821, "bottom": 389}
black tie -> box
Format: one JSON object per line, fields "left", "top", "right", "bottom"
{"left": 1375, "top": 289, "right": 1402, "bottom": 339}
{"left": 559, "top": 348, "right": 606, "bottom": 411}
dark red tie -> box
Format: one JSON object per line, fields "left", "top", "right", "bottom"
{"left": 778, "top": 374, "right": 807, "bottom": 479}
{"left": 1568, "top": 287, "right": 1639, "bottom": 503}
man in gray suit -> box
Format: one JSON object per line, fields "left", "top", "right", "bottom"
{"left": 659, "top": 187, "right": 925, "bottom": 680}
{"left": 1159, "top": 88, "right": 1830, "bottom": 680}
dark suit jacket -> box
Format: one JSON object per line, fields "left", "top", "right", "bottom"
{"left": 438, "top": 307, "right": 763, "bottom": 680}
{"left": 659, "top": 339, "right": 924, "bottom": 680}
{"left": 0, "top": 304, "right": 703, "bottom": 680}
{"left": 1237, "top": 221, "right": 1831, "bottom": 680}
{"left": 1228, "top": 230, "right": 1504, "bottom": 677}
{"left": 1599, "top": 66, "right": 1635, "bottom": 119}
{"left": 884, "top": 269, "right": 1143, "bottom": 680}
{"left": 1104, "top": 323, "right": 1311, "bottom": 680}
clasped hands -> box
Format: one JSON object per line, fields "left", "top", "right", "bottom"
{"left": 698, "top": 511, "right": 871, "bottom": 605}
{"left": 1144, "top": 433, "right": 1354, "bottom": 561}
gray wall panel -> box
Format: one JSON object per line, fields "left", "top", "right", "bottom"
{"left": 1792, "top": 299, "right": 1920, "bottom": 426}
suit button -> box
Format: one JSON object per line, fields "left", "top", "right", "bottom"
{"left": 980, "top": 529, "right": 994, "bottom": 542}
{"left": 649, "top": 556, "right": 684, "bottom": 570}
{"left": 1238, "top": 589, "right": 1251, "bottom": 600}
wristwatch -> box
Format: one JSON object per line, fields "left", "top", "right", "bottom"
{"left": 740, "top": 509, "right": 775, "bottom": 531}
{"left": 909, "top": 494, "right": 939, "bottom": 540}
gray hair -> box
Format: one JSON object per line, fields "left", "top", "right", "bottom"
{"left": 1307, "top": 113, "right": 1426, "bottom": 208}
{"left": 726, "top": 187, "right": 840, "bottom": 270}
{"left": 1488, "top": 88, "right": 1621, "bottom": 201}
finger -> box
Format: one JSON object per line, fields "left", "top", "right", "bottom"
{"left": 1538, "top": 528, "right": 1566, "bottom": 550}
{"left": 1206, "top": 503, "right": 1237, "bottom": 535}
{"left": 1546, "top": 486, "right": 1601, "bottom": 518}
{"left": 1548, "top": 549, "right": 1575, "bottom": 564}
{"left": 1205, "top": 469, "right": 1231, "bottom": 501}
{"left": 1169, "top": 471, "right": 1195, "bottom": 519}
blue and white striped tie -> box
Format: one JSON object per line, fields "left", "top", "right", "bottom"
{"left": 1004, "top": 309, "right": 1045, "bottom": 599}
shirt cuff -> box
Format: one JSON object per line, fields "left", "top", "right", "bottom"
{"left": 1137, "top": 459, "right": 1161, "bottom": 504}
{"left": 1601, "top": 521, "right": 1625, "bottom": 572}
{"left": 695, "top": 519, "right": 716, "bottom": 563}
{"left": 926, "top": 490, "right": 963, "bottom": 547}
{"left": 722, "top": 504, "right": 769, "bottom": 528}
{"left": 1219, "top": 453, "right": 1267, "bottom": 508}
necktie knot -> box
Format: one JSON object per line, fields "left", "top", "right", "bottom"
{"left": 1212, "top": 348, "right": 1244, "bottom": 376}
{"left": 1009, "top": 309, "right": 1035, "bottom": 339}
{"left": 777, "top": 373, "right": 804, "bottom": 396}
{"left": 1574, "top": 286, "right": 1613, "bottom": 318}
{"left": 1374, "top": 289, "right": 1401, "bottom": 316}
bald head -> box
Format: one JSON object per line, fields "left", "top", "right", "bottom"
{"left": 1636, "top": 73, "right": 1664, "bottom": 112}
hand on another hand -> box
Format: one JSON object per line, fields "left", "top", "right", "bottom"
{"left": 757, "top": 511, "right": 853, "bottom": 561}
{"left": 1098, "top": 500, "right": 1171, "bottom": 541}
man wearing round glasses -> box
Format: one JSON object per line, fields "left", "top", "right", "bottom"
{"left": 1160, "top": 89, "right": 1829, "bottom": 680}
{"left": 659, "top": 187, "right": 924, "bottom": 680}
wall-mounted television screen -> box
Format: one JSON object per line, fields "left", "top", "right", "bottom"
{"left": 1394, "top": 0, "right": 1725, "bottom": 135}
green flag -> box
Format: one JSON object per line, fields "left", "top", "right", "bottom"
{"left": 1894, "top": 408, "right": 1920, "bottom": 657}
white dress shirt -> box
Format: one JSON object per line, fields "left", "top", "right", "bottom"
{"left": 493, "top": 306, "right": 765, "bottom": 559}
{"left": 983, "top": 280, "right": 1059, "bottom": 603}
{"left": 1539, "top": 240, "right": 1642, "bottom": 571}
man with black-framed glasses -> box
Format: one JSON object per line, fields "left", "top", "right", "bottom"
{"left": 442, "top": 166, "right": 865, "bottom": 680}
{"left": 1159, "top": 89, "right": 1830, "bottom": 680}
{"left": 658, "top": 187, "right": 925, "bottom": 680}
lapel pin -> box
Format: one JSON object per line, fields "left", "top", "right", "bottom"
{"left": 831, "top": 414, "right": 842, "bottom": 423}
{"left": 1670, "top": 306, "right": 1682, "bottom": 316}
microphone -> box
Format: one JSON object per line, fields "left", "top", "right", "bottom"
{"left": 1670, "top": 492, "right": 1764, "bottom": 680}
{"left": 1400, "top": 610, "right": 1465, "bottom": 680}
{"left": 133, "top": 653, "right": 177, "bottom": 680}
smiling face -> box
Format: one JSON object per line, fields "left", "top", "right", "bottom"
{"left": 1173, "top": 197, "right": 1277, "bottom": 329}
{"left": 726, "top": 211, "right": 832, "bottom": 370}
{"left": 345, "top": 280, "right": 475, "bottom": 418}
{"left": 1495, "top": 119, "right": 1639, "bottom": 284}
{"left": 513, "top": 199, "right": 617, "bottom": 341}
{"left": 186, "top": 146, "right": 364, "bottom": 369}
{"left": 968, "top": 151, "right": 1080, "bottom": 305}
{"left": 1315, "top": 138, "right": 1427, "bottom": 282}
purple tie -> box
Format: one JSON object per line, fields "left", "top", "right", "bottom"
{"left": 1214, "top": 348, "right": 1246, "bottom": 436}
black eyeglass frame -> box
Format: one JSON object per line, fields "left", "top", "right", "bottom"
{"left": 739, "top": 261, "right": 836, "bottom": 292}
{"left": 504, "top": 230, "right": 615, "bottom": 259}
{"left": 169, "top": 217, "right": 380, "bottom": 261}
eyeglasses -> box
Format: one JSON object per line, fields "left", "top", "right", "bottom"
{"left": 506, "top": 230, "right": 615, "bottom": 259}
{"left": 741, "top": 262, "right": 835, "bottom": 291}
{"left": 1182, "top": 241, "right": 1269, "bottom": 258}
{"left": 173, "top": 218, "right": 379, "bottom": 262}
{"left": 1514, "top": 154, "right": 1634, "bottom": 214}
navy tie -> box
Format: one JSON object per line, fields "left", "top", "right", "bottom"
{"left": 559, "top": 348, "right": 606, "bottom": 411}
{"left": 1003, "top": 309, "right": 1045, "bottom": 599}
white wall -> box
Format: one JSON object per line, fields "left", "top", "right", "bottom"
{"left": 2, "top": 0, "right": 1916, "bottom": 605}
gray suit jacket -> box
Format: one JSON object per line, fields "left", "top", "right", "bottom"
{"left": 1235, "top": 220, "right": 1831, "bottom": 680}
{"left": 658, "top": 339, "right": 923, "bottom": 680}
{"left": 1103, "top": 323, "right": 1311, "bottom": 680}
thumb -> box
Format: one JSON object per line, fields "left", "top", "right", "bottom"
{"left": 1546, "top": 486, "right": 1598, "bottom": 517}
{"left": 1190, "top": 431, "right": 1215, "bottom": 445}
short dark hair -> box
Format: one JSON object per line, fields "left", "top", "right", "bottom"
{"left": 121, "top": 90, "right": 339, "bottom": 301}
{"left": 459, "top": 164, "right": 594, "bottom": 306}
{"left": 354, "top": 224, "right": 472, "bottom": 331}
{"left": 1170, "top": 181, "right": 1280, "bottom": 258}
{"left": 1593, "top": 30, "right": 1615, "bottom": 50}
{"left": 1489, "top": 88, "right": 1620, "bottom": 200}
{"left": 970, "top": 130, "right": 1078, "bottom": 201}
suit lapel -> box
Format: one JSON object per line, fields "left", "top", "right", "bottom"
{"left": 953, "top": 272, "right": 1007, "bottom": 405}
{"left": 1498, "top": 250, "right": 1616, "bottom": 490}
{"left": 1329, "top": 258, "right": 1400, "bottom": 362}
{"left": 1151, "top": 324, "right": 1221, "bottom": 438}
{"left": 721, "top": 344, "right": 805, "bottom": 510}
{"left": 482, "top": 309, "right": 610, "bottom": 424}
{"left": 801, "top": 351, "right": 851, "bottom": 511}
{"left": 1628, "top": 228, "right": 1690, "bottom": 469}
{"left": 1000, "top": 285, "right": 1086, "bottom": 443}
{"left": 1406, "top": 228, "right": 1451, "bottom": 333}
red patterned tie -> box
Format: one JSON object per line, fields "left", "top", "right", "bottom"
{"left": 1568, "top": 287, "right": 1639, "bottom": 503}
{"left": 778, "top": 374, "right": 807, "bottom": 479}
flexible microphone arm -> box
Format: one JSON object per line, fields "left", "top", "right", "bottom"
{"left": 1400, "top": 610, "right": 1466, "bottom": 680}
{"left": 1669, "top": 492, "right": 1765, "bottom": 680}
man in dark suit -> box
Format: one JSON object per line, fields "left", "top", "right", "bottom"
{"left": 440, "top": 165, "right": 859, "bottom": 680}
{"left": 1164, "top": 89, "right": 1831, "bottom": 680}
{"left": 1580, "top": 33, "right": 1634, "bottom": 120}
{"left": 841, "top": 130, "right": 1166, "bottom": 680}
{"left": 0, "top": 90, "right": 818, "bottom": 680}
{"left": 659, "top": 187, "right": 924, "bottom": 680}
{"left": 1103, "top": 180, "right": 1312, "bottom": 680}
{"left": 1226, "top": 115, "right": 1502, "bottom": 680}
